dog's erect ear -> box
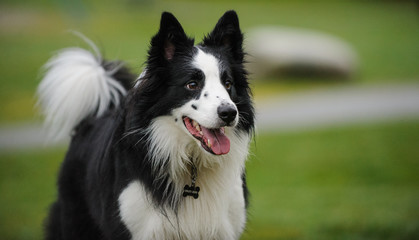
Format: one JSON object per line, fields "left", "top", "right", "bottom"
{"left": 203, "top": 10, "right": 244, "bottom": 61}
{"left": 149, "top": 12, "right": 193, "bottom": 61}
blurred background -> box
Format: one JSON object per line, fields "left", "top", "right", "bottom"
{"left": 1, "top": 0, "right": 418, "bottom": 239}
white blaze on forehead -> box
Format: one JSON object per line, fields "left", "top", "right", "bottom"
{"left": 193, "top": 48, "right": 220, "bottom": 80}
{"left": 192, "top": 48, "right": 231, "bottom": 102}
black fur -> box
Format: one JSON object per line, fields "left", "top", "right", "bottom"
{"left": 45, "top": 11, "right": 254, "bottom": 240}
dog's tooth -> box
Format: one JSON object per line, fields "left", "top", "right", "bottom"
{"left": 191, "top": 121, "right": 201, "bottom": 132}
{"left": 199, "top": 131, "right": 203, "bottom": 136}
{"left": 207, "top": 139, "right": 211, "bottom": 148}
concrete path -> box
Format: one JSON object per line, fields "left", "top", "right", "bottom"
{"left": 255, "top": 83, "right": 419, "bottom": 132}
{"left": 1, "top": 83, "right": 419, "bottom": 151}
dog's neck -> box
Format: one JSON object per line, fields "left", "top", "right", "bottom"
{"left": 182, "top": 161, "right": 200, "bottom": 199}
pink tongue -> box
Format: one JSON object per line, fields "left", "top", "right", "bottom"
{"left": 201, "top": 127, "right": 230, "bottom": 155}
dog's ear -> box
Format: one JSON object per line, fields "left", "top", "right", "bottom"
{"left": 203, "top": 10, "right": 244, "bottom": 62}
{"left": 149, "top": 12, "right": 193, "bottom": 61}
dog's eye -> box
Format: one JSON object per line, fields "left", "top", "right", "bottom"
{"left": 224, "top": 80, "right": 233, "bottom": 90}
{"left": 186, "top": 81, "right": 199, "bottom": 90}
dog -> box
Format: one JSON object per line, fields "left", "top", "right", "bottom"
{"left": 38, "top": 10, "right": 254, "bottom": 240}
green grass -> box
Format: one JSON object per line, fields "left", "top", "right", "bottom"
{"left": 0, "top": 148, "right": 65, "bottom": 240}
{"left": 1, "top": 121, "right": 419, "bottom": 239}
{"left": 243, "top": 121, "right": 419, "bottom": 240}
{"left": 1, "top": 0, "right": 419, "bottom": 123}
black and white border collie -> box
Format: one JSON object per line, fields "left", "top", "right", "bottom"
{"left": 38, "top": 10, "right": 254, "bottom": 240}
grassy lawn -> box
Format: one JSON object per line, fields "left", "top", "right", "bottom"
{"left": 0, "top": 148, "right": 65, "bottom": 240}
{"left": 1, "top": 0, "right": 419, "bottom": 123}
{"left": 1, "top": 121, "right": 418, "bottom": 239}
{"left": 244, "top": 121, "right": 419, "bottom": 239}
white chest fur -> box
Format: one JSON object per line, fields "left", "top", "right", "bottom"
{"left": 118, "top": 174, "right": 246, "bottom": 240}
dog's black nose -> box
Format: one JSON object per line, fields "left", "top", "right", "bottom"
{"left": 217, "top": 104, "right": 237, "bottom": 125}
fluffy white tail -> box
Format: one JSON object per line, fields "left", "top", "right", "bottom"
{"left": 37, "top": 43, "right": 127, "bottom": 141}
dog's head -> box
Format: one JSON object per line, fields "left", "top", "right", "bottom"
{"left": 131, "top": 11, "right": 254, "bottom": 156}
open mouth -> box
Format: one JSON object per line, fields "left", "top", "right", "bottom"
{"left": 183, "top": 117, "right": 230, "bottom": 155}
